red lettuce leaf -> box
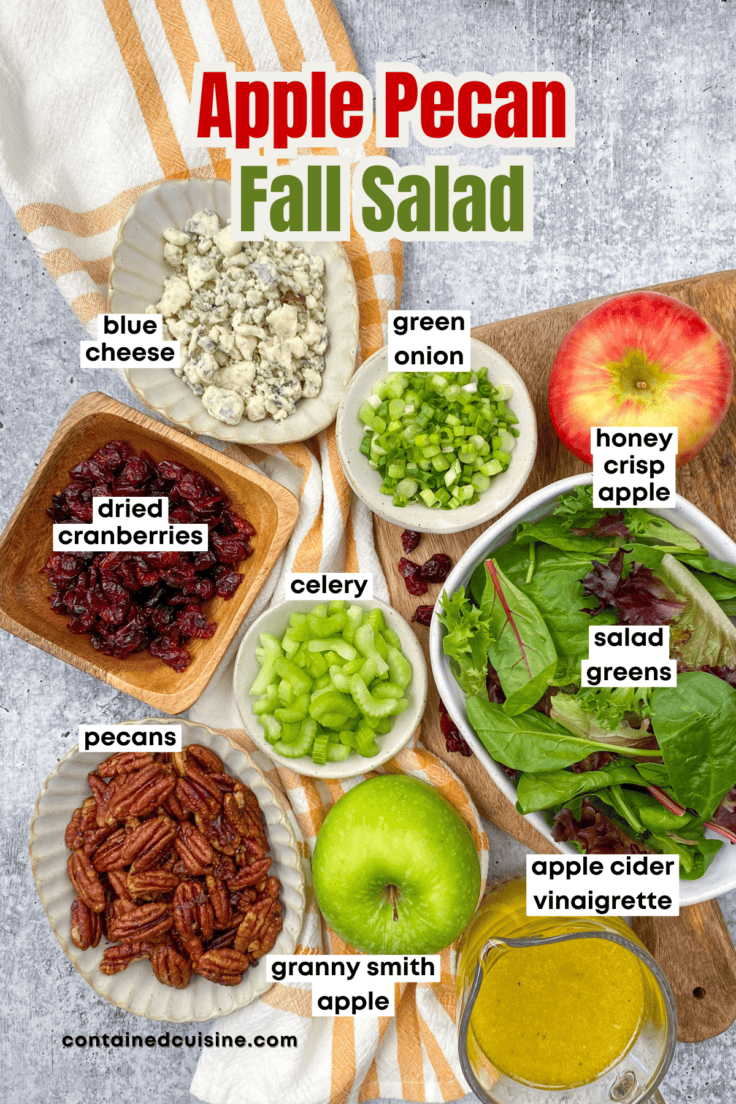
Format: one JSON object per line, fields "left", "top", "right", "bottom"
{"left": 552, "top": 796, "right": 650, "bottom": 854}
{"left": 583, "top": 548, "right": 685, "bottom": 626}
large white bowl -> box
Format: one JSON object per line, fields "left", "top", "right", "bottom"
{"left": 29, "top": 719, "right": 306, "bottom": 1020}
{"left": 109, "top": 178, "right": 360, "bottom": 444}
{"left": 335, "top": 338, "right": 537, "bottom": 535}
{"left": 430, "top": 473, "right": 736, "bottom": 906}
{"left": 234, "top": 598, "right": 428, "bottom": 779}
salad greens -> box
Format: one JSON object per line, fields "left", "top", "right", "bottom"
{"left": 439, "top": 485, "right": 736, "bottom": 879}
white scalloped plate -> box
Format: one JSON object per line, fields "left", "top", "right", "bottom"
{"left": 29, "top": 719, "right": 306, "bottom": 1021}
{"left": 109, "top": 178, "right": 360, "bottom": 444}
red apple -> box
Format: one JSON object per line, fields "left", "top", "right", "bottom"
{"left": 548, "top": 291, "right": 734, "bottom": 466}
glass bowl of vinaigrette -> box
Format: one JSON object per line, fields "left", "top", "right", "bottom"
{"left": 456, "top": 879, "right": 676, "bottom": 1104}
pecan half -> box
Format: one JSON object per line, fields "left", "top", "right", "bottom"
{"left": 127, "top": 871, "right": 180, "bottom": 901}
{"left": 99, "top": 942, "right": 153, "bottom": 975}
{"left": 206, "top": 874, "right": 232, "bottom": 929}
{"left": 175, "top": 765, "right": 222, "bottom": 818}
{"left": 150, "top": 942, "right": 193, "bottom": 989}
{"left": 107, "top": 902, "right": 172, "bottom": 943}
{"left": 108, "top": 764, "right": 175, "bottom": 820}
{"left": 227, "top": 857, "right": 272, "bottom": 890}
{"left": 68, "top": 851, "right": 106, "bottom": 913}
{"left": 97, "top": 752, "right": 155, "bottom": 777}
{"left": 70, "top": 898, "right": 104, "bottom": 950}
{"left": 187, "top": 744, "right": 223, "bottom": 775}
{"left": 122, "top": 816, "right": 177, "bottom": 872}
{"left": 87, "top": 773, "right": 118, "bottom": 827}
{"left": 195, "top": 948, "right": 250, "bottom": 986}
{"left": 175, "top": 822, "right": 215, "bottom": 875}
{"left": 234, "top": 897, "right": 280, "bottom": 955}
{"left": 173, "top": 881, "right": 214, "bottom": 943}
{"left": 91, "top": 828, "right": 128, "bottom": 872}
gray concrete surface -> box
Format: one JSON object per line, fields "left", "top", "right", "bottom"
{"left": 2, "top": 0, "right": 735, "bottom": 1100}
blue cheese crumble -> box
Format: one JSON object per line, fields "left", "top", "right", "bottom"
{"left": 147, "top": 211, "right": 328, "bottom": 425}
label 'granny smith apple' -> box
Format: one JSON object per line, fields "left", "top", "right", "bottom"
{"left": 312, "top": 774, "right": 481, "bottom": 954}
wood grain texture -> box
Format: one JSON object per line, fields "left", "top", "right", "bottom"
{"left": 0, "top": 392, "right": 300, "bottom": 714}
{"left": 633, "top": 902, "right": 736, "bottom": 1042}
{"left": 375, "top": 270, "right": 736, "bottom": 1039}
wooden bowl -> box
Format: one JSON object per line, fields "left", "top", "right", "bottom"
{"left": 0, "top": 393, "right": 299, "bottom": 713}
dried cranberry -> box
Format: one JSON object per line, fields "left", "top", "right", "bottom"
{"left": 214, "top": 568, "right": 243, "bottom": 598}
{"left": 416, "top": 553, "right": 453, "bottom": 584}
{"left": 439, "top": 710, "right": 473, "bottom": 757}
{"left": 398, "top": 558, "right": 428, "bottom": 596}
{"left": 149, "top": 636, "right": 191, "bottom": 672}
{"left": 400, "top": 529, "right": 421, "bottom": 554}
{"left": 176, "top": 610, "right": 217, "bottom": 639}
{"left": 411, "top": 604, "right": 434, "bottom": 626}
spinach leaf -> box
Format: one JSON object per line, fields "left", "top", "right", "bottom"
{"left": 480, "top": 560, "right": 558, "bottom": 715}
{"left": 492, "top": 543, "right": 617, "bottom": 682}
{"left": 514, "top": 516, "right": 613, "bottom": 554}
{"left": 624, "top": 509, "right": 705, "bottom": 552}
{"left": 650, "top": 671, "right": 736, "bottom": 819}
{"left": 516, "top": 764, "right": 644, "bottom": 813}
{"left": 466, "top": 697, "right": 662, "bottom": 773}
{"left": 645, "top": 832, "right": 722, "bottom": 880}
{"left": 675, "top": 552, "right": 736, "bottom": 582}
{"left": 689, "top": 571, "right": 736, "bottom": 602}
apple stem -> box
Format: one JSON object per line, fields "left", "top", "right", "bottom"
{"left": 636, "top": 380, "right": 648, "bottom": 389}
{"left": 388, "top": 884, "right": 399, "bottom": 922}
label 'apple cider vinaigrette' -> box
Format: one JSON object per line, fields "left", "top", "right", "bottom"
{"left": 456, "top": 880, "right": 670, "bottom": 1096}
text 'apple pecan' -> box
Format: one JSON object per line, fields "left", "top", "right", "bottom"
{"left": 63, "top": 745, "right": 283, "bottom": 987}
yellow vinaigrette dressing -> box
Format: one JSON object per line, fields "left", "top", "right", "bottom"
{"left": 457, "top": 880, "right": 665, "bottom": 1092}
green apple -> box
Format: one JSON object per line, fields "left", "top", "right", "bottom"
{"left": 312, "top": 774, "right": 481, "bottom": 954}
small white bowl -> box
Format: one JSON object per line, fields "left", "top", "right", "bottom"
{"left": 109, "top": 178, "right": 360, "bottom": 444}
{"left": 29, "top": 719, "right": 306, "bottom": 1021}
{"left": 233, "top": 598, "right": 428, "bottom": 778}
{"left": 430, "top": 473, "right": 736, "bottom": 907}
{"left": 335, "top": 338, "right": 537, "bottom": 535}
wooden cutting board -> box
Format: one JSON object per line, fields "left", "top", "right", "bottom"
{"left": 374, "top": 270, "right": 736, "bottom": 1043}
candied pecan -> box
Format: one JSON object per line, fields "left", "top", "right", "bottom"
{"left": 97, "top": 752, "right": 155, "bottom": 777}
{"left": 68, "top": 851, "right": 106, "bottom": 913}
{"left": 107, "top": 902, "right": 173, "bottom": 943}
{"left": 209, "top": 773, "right": 237, "bottom": 793}
{"left": 212, "top": 855, "right": 237, "bottom": 882}
{"left": 206, "top": 874, "right": 232, "bottom": 929}
{"left": 91, "top": 828, "right": 128, "bottom": 872}
{"left": 150, "top": 942, "right": 193, "bottom": 989}
{"left": 175, "top": 822, "right": 216, "bottom": 875}
{"left": 176, "top": 765, "right": 222, "bottom": 818}
{"left": 99, "top": 942, "right": 152, "bottom": 975}
{"left": 107, "top": 870, "right": 132, "bottom": 900}
{"left": 87, "top": 773, "right": 117, "bottom": 827}
{"left": 234, "top": 897, "right": 279, "bottom": 954}
{"left": 65, "top": 803, "right": 89, "bottom": 850}
{"left": 110, "top": 765, "right": 176, "bottom": 820}
{"left": 122, "top": 816, "right": 177, "bottom": 872}
{"left": 250, "top": 903, "right": 282, "bottom": 960}
{"left": 127, "top": 871, "right": 180, "bottom": 900}
{"left": 195, "top": 948, "right": 250, "bottom": 986}
{"left": 227, "top": 857, "right": 272, "bottom": 890}
{"left": 187, "top": 744, "right": 223, "bottom": 775}
{"left": 70, "top": 898, "right": 104, "bottom": 950}
{"left": 173, "top": 881, "right": 214, "bottom": 943}
{"left": 162, "top": 791, "right": 186, "bottom": 820}
{"left": 223, "top": 790, "right": 257, "bottom": 838}
{"left": 195, "top": 812, "right": 238, "bottom": 855}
